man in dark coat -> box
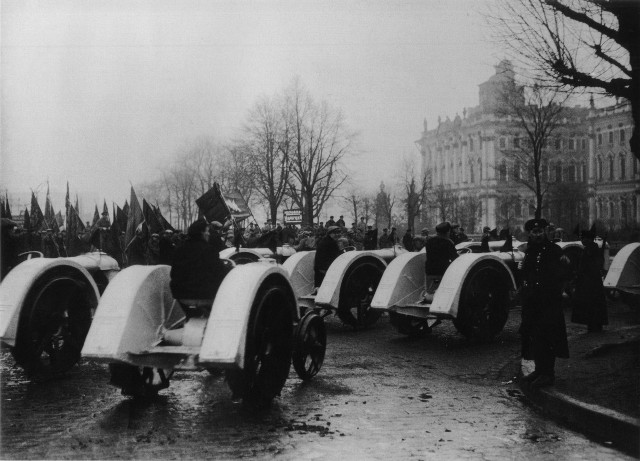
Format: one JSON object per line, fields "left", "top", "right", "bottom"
{"left": 479, "top": 226, "right": 491, "bottom": 252}
{"left": 519, "top": 218, "right": 570, "bottom": 388}
{"left": 158, "top": 229, "right": 175, "bottom": 265}
{"left": 336, "top": 215, "right": 346, "bottom": 228}
{"left": 170, "top": 219, "right": 226, "bottom": 302}
{"left": 363, "top": 225, "right": 377, "bottom": 250}
{"left": 378, "top": 228, "right": 392, "bottom": 249}
{"left": 402, "top": 228, "right": 415, "bottom": 251}
{"left": 425, "top": 221, "right": 458, "bottom": 279}
{"left": 571, "top": 227, "right": 607, "bottom": 332}
{"left": 314, "top": 225, "right": 342, "bottom": 289}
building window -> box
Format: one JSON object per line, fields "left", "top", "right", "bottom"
{"left": 620, "top": 129, "right": 626, "bottom": 145}
{"left": 609, "top": 156, "right": 615, "bottom": 180}
{"left": 478, "top": 159, "right": 483, "bottom": 181}
{"left": 598, "top": 133, "right": 603, "bottom": 146}
{"left": 567, "top": 163, "right": 576, "bottom": 182}
{"left": 499, "top": 160, "right": 507, "bottom": 181}
{"left": 634, "top": 157, "right": 639, "bottom": 176}
{"left": 608, "top": 201, "right": 614, "bottom": 219}
{"left": 555, "top": 138, "right": 561, "bottom": 149}
{"left": 581, "top": 162, "right": 587, "bottom": 182}
{"left": 469, "top": 162, "right": 475, "bottom": 183}
{"left": 609, "top": 131, "right": 614, "bottom": 144}
{"left": 513, "top": 160, "right": 521, "bottom": 181}
{"left": 568, "top": 138, "right": 575, "bottom": 150}
{"left": 621, "top": 200, "right": 627, "bottom": 223}
{"left": 499, "top": 137, "right": 506, "bottom": 149}
{"left": 581, "top": 138, "right": 587, "bottom": 150}
{"left": 597, "top": 157, "right": 603, "bottom": 180}
{"left": 515, "top": 201, "right": 521, "bottom": 217}
{"left": 514, "top": 137, "right": 520, "bottom": 148}
{"left": 555, "top": 162, "right": 562, "bottom": 182}
{"left": 620, "top": 155, "right": 626, "bottom": 180}
{"left": 469, "top": 138, "right": 474, "bottom": 151}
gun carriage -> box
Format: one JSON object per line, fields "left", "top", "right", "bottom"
{"left": 603, "top": 242, "right": 640, "bottom": 307}
{"left": 81, "top": 261, "right": 326, "bottom": 406}
{"left": 371, "top": 239, "right": 594, "bottom": 340}
{"left": 0, "top": 252, "right": 119, "bottom": 378}
{"left": 283, "top": 246, "right": 407, "bottom": 329}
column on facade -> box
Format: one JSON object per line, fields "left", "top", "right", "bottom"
{"left": 587, "top": 130, "right": 597, "bottom": 224}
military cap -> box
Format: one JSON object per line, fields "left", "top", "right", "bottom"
{"left": 524, "top": 218, "right": 548, "bottom": 232}
{"left": 327, "top": 226, "right": 341, "bottom": 234}
{"left": 482, "top": 226, "right": 491, "bottom": 233}
{"left": 435, "top": 221, "right": 451, "bottom": 233}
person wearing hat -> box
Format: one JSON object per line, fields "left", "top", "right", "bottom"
{"left": 424, "top": 222, "right": 458, "bottom": 292}
{"left": 158, "top": 229, "right": 175, "bottom": 265}
{"left": 571, "top": 225, "right": 607, "bottom": 332}
{"left": 519, "top": 218, "right": 570, "bottom": 388}
{"left": 336, "top": 215, "right": 346, "bottom": 228}
{"left": 480, "top": 226, "right": 492, "bottom": 252}
{"left": 41, "top": 227, "right": 60, "bottom": 258}
{"left": 402, "top": 228, "right": 415, "bottom": 251}
{"left": 170, "top": 219, "right": 227, "bottom": 306}
{"left": 326, "top": 216, "right": 336, "bottom": 227}
{"left": 378, "top": 228, "right": 392, "bottom": 249}
{"left": 363, "top": 225, "right": 377, "bottom": 250}
{"left": 313, "top": 225, "right": 342, "bottom": 291}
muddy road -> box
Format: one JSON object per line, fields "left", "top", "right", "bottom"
{"left": 1, "top": 310, "right": 631, "bottom": 459}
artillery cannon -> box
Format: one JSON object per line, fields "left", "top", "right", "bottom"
{"left": 81, "top": 261, "right": 326, "bottom": 406}
{"left": 283, "top": 246, "right": 407, "bottom": 329}
{"left": 0, "top": 252, "right": 119, "bottom": 378}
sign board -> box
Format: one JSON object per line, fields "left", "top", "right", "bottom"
{"left": 283, "top": 209, "right": 302, "bottom": 224}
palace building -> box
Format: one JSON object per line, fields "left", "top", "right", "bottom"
{"left": 416, "top": 60, "right": 639, "bottom": 234}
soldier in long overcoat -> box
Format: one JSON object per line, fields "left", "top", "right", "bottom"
{"left": 314, "top": 226, "right": 342, "bottom": 289}
{"left": 571, "top": 227, "right": 607, "bottom": 332}
{"left": 519, "top": 218, "right": 569, "bottom": 388}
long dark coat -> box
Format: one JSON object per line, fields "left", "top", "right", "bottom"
{"left": 520, "top": 240, "right": 569, "bottom": 359}
{"left": 571, "top": 241, "right": 607, "bottom": 327}
{"left": 314, "top": 234, "right": 341, "bottom": 287}
{"left": 424, "top": 235, "right": 458, "bottom": 276}
{"left": 170, "top": 237, "right": 225, "bottom": 300}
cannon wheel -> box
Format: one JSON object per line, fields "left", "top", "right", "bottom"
{"left": 292, "top": 312, "right": 326, "bottom": 380}
{"left": 12, "top": 268, "right": 95, "bottom": 379}
{"left": 389, "top": 312, "right": 431, "bottom": 337}
{"left": 453, "top": 262, "right": 509, "bottom": 341}
{"left": 226, "top": 283, "right": 293, "bottom": 407}
{"left": 337, "top": 260, "right": 384, "bottom": 329}
{"left": 109, "top": 363, "right": 173, "bottom": 398}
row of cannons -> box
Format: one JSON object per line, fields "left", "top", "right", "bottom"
{"left": 0, "top": 239, "right": 638, "bottom": 407}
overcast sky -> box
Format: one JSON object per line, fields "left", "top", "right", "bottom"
{"left": 2, "top": 0, "right": 504, "bottom": 219}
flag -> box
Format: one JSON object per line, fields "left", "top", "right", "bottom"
{"left": 103, "top": 200, "right": 110, "bottom": 223}
{"left": 55, "top": 210, "right": 63, "bottom": 228}
{"left": 30, "top": 191, "right": 44, "bottom": 231}
{"left": 4, "top": 192, "right": 11, "bottom": 219}
{"left": 23, "top": 208, "right": 31, "bottom": 232}
{"left": 116, "top": 206, "right": 127, "bottom": 233}
{"left": 195, "top": 183, "right": 251, "bottom": 223}
{"left": 125, "top": 187, "right": 144, "bottom": 247}
{"left": 44, "top": 185, "right": 57, "bottom": 231}
{"left": 154, "top": 205, "right": 174, "bottom": 232}
{"left": 143, "top": 199, "right": 162, "bottom": 234}
{"left": 222, "top": 189, "right": 251, "bottom": 220}
{"left": 92, "top": 205, "right": 100, "bottom": 227}
{"left": 66, "top": 204, "right": 86, "bottom": 256}
{"left": 0, "top": 197, "right": 6, "bottom": 219}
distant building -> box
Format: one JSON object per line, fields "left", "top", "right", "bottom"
{"left": 416, "top": 60, "right": 638, "bottom": 233}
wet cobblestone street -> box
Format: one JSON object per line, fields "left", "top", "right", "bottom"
{"left": 1, "top": 311, "right": 632, "bottom": 460}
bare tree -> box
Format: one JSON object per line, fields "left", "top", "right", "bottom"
{"left": 236, "top": 94, "right": 290, "bottom": 224}
{"left": 496, "top": 192, "right": 523, "bottom": 229}
{"left": 429, "top": 184, "right": 458, "bottom": 223}
{"left": 399, "top": 156, "right": 430, "bottom": 231}
{"left": 220, "top": 145, "right": 255, "bottom": 206}
{"left": 342, "top": 187, "right": 364, "bottom": 225}
{"left": 496, "top": 84, "right": 568, "bottom": 218}
{"left": 284, "top": 78, "right": 354, "bottom": 226}
{"left": 491, "top": 0, "right": 640, "bottom": 160}
{"left": 458, "top": 195, "right": 482, "bottom": 233}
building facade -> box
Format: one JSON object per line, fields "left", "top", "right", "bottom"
{"left": 416, "top": 60, "right": 639, "bottom": 234}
